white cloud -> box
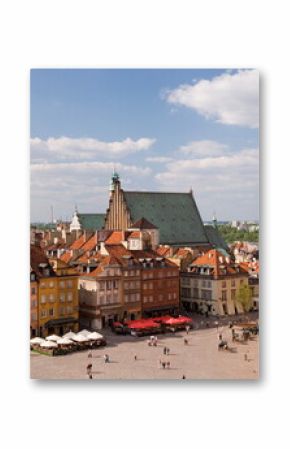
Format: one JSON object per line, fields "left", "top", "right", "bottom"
{"left": 31, "top": 136, "right": 156, "bottom": 162}
{"left": 145, "top": 156, "right": 173, "bottom": 163}
{"left": 179, "top": 140, "right": 229, "bottom": 157}
{"left": 165, "top": 69, "right": 259, "bottom": 128}
{"left": 31, "top": 160, "right": 152, "bottom": 176}
{"left": 155, "top": 148, "right": 259, "bottom": 198}
{"left": 31, "top": 161, "right": 153, "bottom": 221}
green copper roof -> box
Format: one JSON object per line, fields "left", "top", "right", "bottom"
{"left": 78, "top": 213, "right": 105, "bottom": 230}
{"left": 204, "top": 225, "right": 228, "bottom": 251}
{"left": 123, "top": 191, "right": 209, "bottom": 245}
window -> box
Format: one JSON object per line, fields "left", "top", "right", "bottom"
{"left": 201, "top": 290, "right": 212, "bottom": 300}
{"left": 222, "top": 281, "right": 227, "bottom": 288}
{"left": 59, "top": 307, "right": 65, "bottom": 316}
{"left": 222, "top": 290, "right": 227, "bottom": 301}
{"left": 231, "top": 289, "right": 236, "bottom": 300}
{"left": 31, "top": 300, "right": 37, "bottom": 308}
{"left": 67, "top": 306, "right": 73, "bottom": 314}
{"left": 181, "top": 288, "right": 191, "bottom": 298}
{"left": 31, "top": 287, "right": 36, "bottom": 295}
{"left": 67, "top": 292, "right": 73, "bottom": 302}
{"left": 136, "top": 270, "right": 140, "bottom": 276}
{"left": 59, "top": 293, "right": 65, "bottom": 302}
{"left": 143, "top": 283, "right": 148, "bottom": 290}
{"left": 49, "top": 281, "right": 54, "bottom": 288}
{"left": 49, "top": 294, "right": 54, "bottom": 303}
{"left": 182, "top": 278, "right": 190, "bottom": 286}
{"left": 41, "top": 310, "right": 46, "bottom": 318}
{"left": 207, "top": 281, "right": 212, "bottom": 288}
{"left": 40, "top": 294, "right": 46, "bottom": 304}
{"left": 158, "top": 294, "right": 163, "bottom": 301}
{"left": 59, "top": 280, "right": 65, "bottom": 288}
{"left": 240, "top": 279, "right": 244, "bottom": 285}
{"left": 67, "top": 280, "right": 73, "bottom": 288}
{"left": 49, "top": 308, "right": 54, "bottom": 317}
{"left": 193, "top": 288, "right": 199, "bottom": 298}
{"left": 40, "top": 282, "right": 46, "bottom": 288}
{"left": 30, "top": 273, "right": 36, "bottom": 281}
{"left": 231, "top": 279, "right": 236, "bottom": 287}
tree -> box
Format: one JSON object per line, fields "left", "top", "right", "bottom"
{"left": 236, "top": 285, "right": 253, "bottom": 312}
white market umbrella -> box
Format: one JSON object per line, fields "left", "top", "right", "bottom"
{"left": 46, "top": 334, "right": 61, "bottom": 342}
{"left": 40, "top": 340, "right": 58, "bottom": 348}
{"left": 57, "top": 338, "right": 73, "bottom": 345}
{"left": 78, "top": 329, "right": 91, "bottom": 337}
{"left": 30, "top": 337, "right": 45, "bottom": 345}
{"left": 87, "top": 332, "right": 104, "bottom": 341}
{"left": 72, "top": 334, "right": 89, "bottom": 343}
{"left": 63, "top": 331, "right": 76, "bottom": 339}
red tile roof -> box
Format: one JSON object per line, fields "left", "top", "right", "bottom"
{"left": 60, "top": 252, "right": 73, "bottom": 264}
{"left": 191, "top": 249, "right": 243, "bottom": 277}
{"left": 69, "top": 234, "right": 87, "bottom": 250}
{"left": 81, "top": 234, "right": 97, "bottom": 251}
{"left": 105, "top": 231, "right": 124, "bottom": 245}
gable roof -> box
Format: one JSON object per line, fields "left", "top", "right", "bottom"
{"left": 78, "top": 213, "right": 105, "bottom": 231}
{"left": 190, "top": 249, "right": 248, "bottom": 277}
{"left": 123, "top": 191, "right": 208, "bottom": 245}
{"left": 204, "top": 225, "right": 228, "bottom": 251}
{"left": 131, "top": 217, "right": 157, "bottom": 230}
{"left": 30, "top": 245, "right": 56, "bottom": 278}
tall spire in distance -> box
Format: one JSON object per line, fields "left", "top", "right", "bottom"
{"left": 212, "top": 211, "right": 218, "bottom": 228}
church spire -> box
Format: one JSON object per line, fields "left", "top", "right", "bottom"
{"left": 212, "top": 211, "right": 218, "bottom": 228}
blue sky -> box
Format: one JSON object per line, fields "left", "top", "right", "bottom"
{"left": 30, "top": 68, "right": 259, "bottom": 223}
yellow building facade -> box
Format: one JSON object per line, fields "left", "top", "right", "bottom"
{"left": 38, "top": 274, "right": 79, "bottom": 337}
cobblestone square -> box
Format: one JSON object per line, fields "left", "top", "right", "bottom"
{"left": 30, "top": 324, "right": 259, "bottom": 380}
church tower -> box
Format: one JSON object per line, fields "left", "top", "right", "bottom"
{"left": 105, "top": 172, "right": 131, "bottom": 230}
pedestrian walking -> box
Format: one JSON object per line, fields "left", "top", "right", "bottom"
{"left": 89, "top": 373, "right": 93, "bottom": 379}
{"left": 182, "top": 374, "right": 186, "bottom": 379}
{"left": 184, "top": 338, "right": 188, "bottom": 345}
{"left": 86, "top": 363, "right": 92, "bottom": 375}
{"left": 166, "top": 361, "right": 170, "bottom": 369}
{"left": 166, "top": 347, "right": 170, "bottom": 355}
{"left": 162, "top": 362, "right": 166, "bottom": 369}
{"left": 104, "top": 354, "right": 109, "bottom": 363}
{"left": 186, "top": 325, "right": 190, "bottom": 335}
{"left": 244, "top": 353, "right": 248, "bottom": 361}
{"left": 163, "top": 347, "right": 167, "bottom": 355}
{"left": 134, "top": 354, "right": 137, "bottom": 361}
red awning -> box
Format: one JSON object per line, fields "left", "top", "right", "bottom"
{"left": 127, "top": 319, "right": 161, "bottom": 330}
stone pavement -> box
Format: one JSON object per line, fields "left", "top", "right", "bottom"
{"left": 30, "top": 324, "right": 259, "bottom": 380}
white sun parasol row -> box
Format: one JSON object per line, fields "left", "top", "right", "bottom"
{"left": 31, "top": 330, "right": 104, "bottom": 346}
